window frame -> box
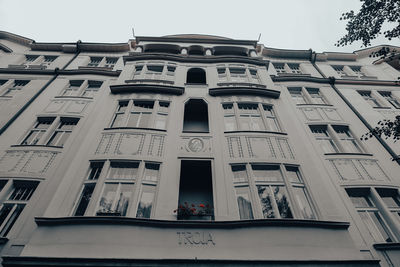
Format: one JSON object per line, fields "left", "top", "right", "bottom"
{"left": 60, "top": 80, "right": 103, "bottom": 98}
{"left": 231, "top": 163, "right": 316, "bottom": 220}
{"left": 221, "top": 101, "right": 281, "bottom": 133}
{"left": 288, "top": 87, "right": 328, "bottom": 105}
{"left": 216, "top": 64, "right": 261, "bottom": 84}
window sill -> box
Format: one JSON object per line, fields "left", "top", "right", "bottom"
{"left": 216, "top": 82, "right": 266, "bottom": 89}
{"left": 372, "top": 106, "right": 392, "bottom": 109}
{"left": 54, "top": 96, "right": 93, "bottom": 100}
{"left": 182, "top": 130, "right": 210, "bottom": 134}
{"left": 296, "top": 104, "right": 334, "bottom": 107}
{"left": 104, "top": 127, "right": 167, "bottom": 132}
{"left": 78, "top": 66, "right": 113, "bottom": 71}
{"left": 324, "top": 152, "right": 373, "bottom": 157}
{"left": 110, "top": 84, "right": 184, "bottom": 95}
{"left": 373, "top": 242, "right": 400, "bottom": 250}
{"left": 35, "top": 216, "right": 350, "bottom": 230}
{"left": 125, "top": 79, "right": 174, "bottom": 85}
{"left": 277, "top": 73, "right": 311, "bottom": 77}
{"left": 11, "top": 144, "right": 63, "bottom": 149}
{"left": 184, "top": 83, "right": 208, "bottom": 86}
{"left": 224, "top": 130, "right": 287, "bottom": 135}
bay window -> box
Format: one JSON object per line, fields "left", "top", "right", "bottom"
{"left": 222, "top": 102, "right": 281, "bottom": 132}
{"left": 110, "top": 99, "right": 170, "bottom": 130}
{"left": 231, "top": 164, "right": 315, "bottom": 220}
{"left": 74, "top": 161, "right": 160, "bottom": 219}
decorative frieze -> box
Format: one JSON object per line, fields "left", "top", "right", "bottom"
{"left": 298, "top": 106, "right": 342, "bottom": 122}
{"left": 330, "top": 158, "right": 388, "bottom": 181}
{"left": 0, "top": 150, "right": 58, "bottom": 175}
{"left": 44, "top": 99, "right": 91, "bottom": 114}
{"left": 180, "top": 136, "right": 212, "bottom": 154}
{"left": 228, "top": 135, "right": 295, "bottom": 160}
{"left": 95, "top": 132, "right": 165, "bottom": 157}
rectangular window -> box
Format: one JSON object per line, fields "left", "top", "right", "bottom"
{"left": 104, "top": 57, "right": 118, "bottom": 68}
{"left": 333, "top": 125, "right": 363, "bottom": 153}
{"left": 350, "top": 66, "right": 364, "bottom": 76}
{"left": 22, "top": 117, "right": 55, "bottom": 145}
{"left": 43, "top": 56, "right": 57, "bottom": 66}
{"left": 310, "top": 125, "right": 338, "bottom": 153}
{"left": 2, "top": 80, "right": 29, "bottom": 97}
{"left": 111, "top": 100, "right": 169, "bottom": 129}
{"left": 273, "top": 63, "right": 285, "bottom": 74}
{"left": 347, "top": 189, "right": 394, "bottom": 243}
{"left": 229, "top": 67, "right": 247, "bottom": 82}
{"left": 379, "top": 91, "right": 400, "bottom": 109}
{"left": 358, "top": 91, "right": 381, "bottom": 107}
{"left": 306, "top": 88, "right": 327, "bottom": 104}
{"left": 232, "top": 164, "right": 314, "bottom": 220}
{"left": 166, "top": 65, "right": 176, "bottom": 76}
{"left": 136, "top": 163, "right": 160, "bottom": 218}
{"left": 263, "top": 105, "right": 280, "bottom": 132}
{"left": 82, "top": 81, "right": 103, "bottom": 97}
{"left": 288, "top": 63, "right": 301, "bottom": 74}
{"left": 238, "top": 103, "right": 263, "bottom": 131}
{"left": 223, "top": 103, "right": 236, "bottom": 131}
{"left": 88, "top": 57, "right": 102, "bottom": 67}
{"left": 47, "top": 118, "right": 79, "bottom": 147}
{"left": 288, "top": 87, "right": 307, "bottom": 104}
{"left": 62, "top": 80, "right": 84, "bottom": 96}
{"left": 0, "top": 181, "right": 38, "bottom": 236}
{"left": 332, "top": 65, "right": 346, "bottom": 76}
{"left": 25, "top": 55, "right": 39, "bottom": 63}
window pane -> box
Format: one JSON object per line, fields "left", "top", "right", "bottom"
{"left": 138, "top": 113, "right": 151, "bottom": 128}
{"left": 136, "top": 186, "right": 155, "bottom": 218}
{"left": 349, "top": 196, "right": 374, "bottom": 208}
{"left": 235, "top": 187, "right": 253, "bottom": 220}
{"left": 112, "top": 113, "right": 125, "bottom": 127}
{"left": 127, "top": 113, "right": 139, "bottom": 127}
{"left": 252, "top": 165, "right": 283, "bottom": 182}
{"left": 0, "top": 204, "right": 24, "bottom": 236}
{"left": 292, "top": 187, "right": 315, "bottom": 219}
{"left": 47, "top": 132, "right": 62, "bottom": 146}
{"left": 97, "top": 183, "right": 133, "bottom": 216}
{"left": 224, "top": 115, "right": 236, "bottom": 131}
{"left": 231, "top": 165, "right": 248, "bottom": 183}
{"left": 143, "top": 163, "right": 160, "bottom": 182}
{"left": 22, "top": 130, "right": 44, "bottom": 145}
{"left": 272, "top": 186, "right": 293, "bottom": 218}
{"left": 360, "top": 211, "right": 392, "bottom": 242}
{"left": 109, "top": 162, "right": 139, "bottom": 180}
{"left": 257, "top": 185, "right": 276, "bottom": 218}
{"left": 285, "top": 166, "right": 302, "bottom": 183}
{"left": 154, "top": 113, "right": 167, "bottom": 129}
{"left": 74, "top": 184, "right": 95, "bottom": 216}
{"left": 56, "top": 132, "right": 70, "bottom": 147}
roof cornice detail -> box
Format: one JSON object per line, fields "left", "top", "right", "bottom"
{"left": 135, "top": 36, "right": 257, "bottom": 47}
{"left": 0, "top": 31, "right": 33, "bottom": 46}
{"left": 261, "top": 47, "right": 312, "bottom": 60}
{"left": 124, "top": 53, "right": 269, "bottom": 66}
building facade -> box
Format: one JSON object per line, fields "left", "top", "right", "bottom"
{"left": 0, "top": 31, "right": 399, "bottom": 266}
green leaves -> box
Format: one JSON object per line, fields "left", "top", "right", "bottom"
{"left": 336, "top": 0, "right": 400, "bottom": 47}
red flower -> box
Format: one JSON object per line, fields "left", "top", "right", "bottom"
{"left": 199, "top": 204, "right": 205, "bottom": 208}
{"left": 191, "top": 204, "right": 195, "bottom": 207}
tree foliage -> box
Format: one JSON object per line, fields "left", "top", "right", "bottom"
{"left": 336, "top": 0, "right": 400, "bottom": 47}
{"left": 361, "top": 116, "right": 400, "bottom": 142}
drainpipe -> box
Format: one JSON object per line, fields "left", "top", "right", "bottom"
{"left": 0, "top": 41, "right": 81, "bottom": 135}
{"left": 309, "top": 49, "right": 400, "bottom": 164}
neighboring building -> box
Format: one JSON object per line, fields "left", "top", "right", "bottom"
{"left": 0, "top": 31, "right": 399, "bottom": 266}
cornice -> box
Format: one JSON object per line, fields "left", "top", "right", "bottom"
{"left": 35, "top": 216, "right": 350, "bottom": 229}
{"left": 124, "top": 53, "right": 269, "bottom": 66}
{"left": 1, "top": 256, "right": 380, "bottom": 267}
{"left": 271, "top": 75, "right": 400, "bottom": 87}
{"left": 0, "top": 68, "right": 121, "bottom": 77}
{"left": 262, "top": 47, "right": 312, "bottom": 60}
{"left": 110, "top": 83, "right": 184, "bottom": 95}
{"left": 0, "top": 31, "right": 33, "bottom": 46}
{"left": 209, "top": 86, "right": 280, "bottom": 98}
{"left": 0, "top": 43, "right": 13, "bottom": 53}
{"left": 136, "top": 36, "right": 258, "bottom": 47}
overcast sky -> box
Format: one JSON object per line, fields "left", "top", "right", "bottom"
{"left": 0, "top": 0, "right": 399, "bottom": 53}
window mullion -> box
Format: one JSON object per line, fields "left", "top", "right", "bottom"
{"left": 87, "top": 161, "right": 110, "bottom": 215}
{"left": 0, "top": 80, "right": 12, "bottom": 95}
{"left": 0, "top": 204, "right": 17, "bottom": 232}
{"left": 98, "top": 57, "right": 106, "bottom": 68}
{"left": 257, "top": 103, "right": 269, "bottom": 131}
{"left": 232, "top": 102, "right": 240, "bottom": 131}
{"left": 328, "top": 125, "right": 344, "bottom": 153}
{"left": 268, "top": 185, "right": 282, "bottom": 219}
{"left": 246, "top": 164, "right": 262, "bottom": 219}
{"left": 41, "top": 117, "right": 60, "bottom": 145}
{"left": 371, "top": 187, "right": 400, "bottom": 241}
{"left": 281, "top": 165, "right": 299, "bottom": 219}
{"left": 301, "top": 87, "right": 314, "bottom": 104}
{"left": 124, "top": 100, "right": 134, "bottom": 127}
{"left": 78, "top": 80, "right": 89, "bottom": 96}
{"left": 127, "top": 162, "right": 144, "bottom": 216}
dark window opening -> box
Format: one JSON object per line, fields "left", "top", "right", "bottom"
{"left": 186, "top": 68, "right": 206, "bottom": 84}
{"left": 178, "top": 160, "right": 214, "bottom": 220}
{"left": 188, "top": 46, "right": 204, "bottom": 56}
{"left": 144, "top": 44, "right": 180, "bottom": 54}
{"left": 183, "top": 99, "right": 209, "bottom": 133}
{"left": 213, "top": 46, "right": 248, "bottom": 57}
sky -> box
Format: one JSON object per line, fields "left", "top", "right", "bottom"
{"left": 0, "top": 0, "right": 399, "bottom": 53}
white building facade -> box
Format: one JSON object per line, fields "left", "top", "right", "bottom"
{"left": 0, "top": 31, "right": 399, "bottom": 266}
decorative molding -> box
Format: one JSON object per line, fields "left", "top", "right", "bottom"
{"left": 34, "top": 216, "right": 350, "bottom": 229}
{"left": 0, "top": 150, "right": 58, "bottom": 175}
{"left": 209, "top": 87, "right": 280, "bottom": 98}
{"left": 110, "top": 84, "right": 184, "bottom": 95}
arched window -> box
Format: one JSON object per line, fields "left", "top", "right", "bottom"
{"left": 186, "top": 68, "right": 206, "bottom": 84}
{"left": 183, "top": 99, "right": 209, "bottom": 132}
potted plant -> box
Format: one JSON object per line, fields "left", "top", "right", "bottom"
{"left": 174, "top": 202, "right": 214, "bottom": 220}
